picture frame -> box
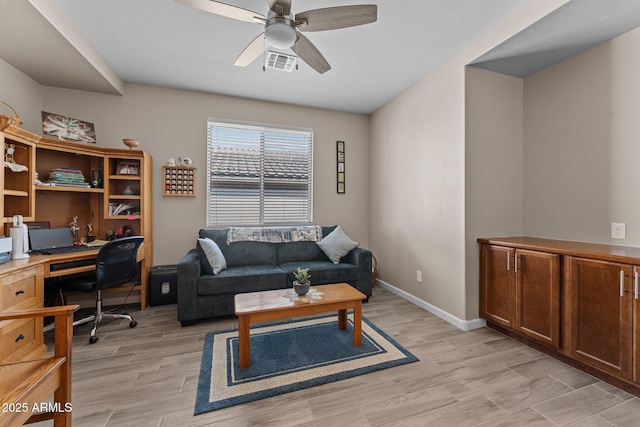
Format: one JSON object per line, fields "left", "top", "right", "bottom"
{"left": 116, "top": 160, "right": 140, "bottom": 175}
{"left": 41, "top": 111, "right": 96, "bottom": 143}
{"left": 337, "top": 141, "right": 345, "bottom": 194}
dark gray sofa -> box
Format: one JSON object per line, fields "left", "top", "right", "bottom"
{"left": 177, "top": 226, "right": 372, "bottom": 326}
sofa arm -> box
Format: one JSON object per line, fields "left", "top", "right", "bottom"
{"left": 177, "top": 248, "right": 202, "bottom": 325}
{"left": 343, "top": 247, "right": 373, "bottom": 298}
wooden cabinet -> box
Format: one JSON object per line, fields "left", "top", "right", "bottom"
{"left": 479, "top": 236, "right": 640, "bottom": 396}
{"left": 480, "top": 244, "right": 560, "bottom": 348}
{"left": 0, "top": 263, "right": 45, "bottom": 362}
{"left": 567, "top": 257, "right": 632, "bottom": 378}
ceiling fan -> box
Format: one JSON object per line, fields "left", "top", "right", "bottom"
{"left": 174, "top": 0, "right": 378, "bottom": 74}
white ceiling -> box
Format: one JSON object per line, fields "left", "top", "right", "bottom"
{"left": 1, "top": 0, "right": 639, "bottom": 114}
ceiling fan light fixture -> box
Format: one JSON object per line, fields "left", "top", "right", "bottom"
{"left": 265, "top": 16, "right": 297, "bottom": 49}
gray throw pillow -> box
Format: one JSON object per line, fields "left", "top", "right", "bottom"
{"left": 197, "top": 237, "right": 227, "bottom": 275}
{"left": 316, "top": 225, "right": 359, "bottom": 264}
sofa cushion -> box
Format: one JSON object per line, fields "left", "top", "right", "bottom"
{"left": 316, "top": 225, "right": 359, "bottom": 264}
{"left": 276, "top": 241, "right": 330, "bottom": 264}
{"left": 199, "top": 228, "right": 277, "bottom": 267}
{"left": 279, "top": 261, "right": 359, "bottom": 285}
{"left": 197, "top": 238, "right": 227, "bottom": 275}
{"left": 197, "top": 264, "right": 287, "bottom": 296}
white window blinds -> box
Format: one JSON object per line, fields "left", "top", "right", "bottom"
{"left": 206, "top": 119, "right": 313, "bottom": 226}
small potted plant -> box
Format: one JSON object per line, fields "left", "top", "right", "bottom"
{"left": 292, "top": 267, "right": 311, "bottom": 296}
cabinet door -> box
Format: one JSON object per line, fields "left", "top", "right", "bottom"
{"left": 480, "top": 245, "right": 515, "bottom": 328}
{"left": 515, "top": 249, "right": 560, "bottom": 348}
{"left": 634, "top": 266, "right": 640, "bottom": 383}
{"left": 568, "top": 257, "right": 632, "bottom": 378}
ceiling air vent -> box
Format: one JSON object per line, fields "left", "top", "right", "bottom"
{"left": 264, "top": 51, "right": 298, "bottom": 72}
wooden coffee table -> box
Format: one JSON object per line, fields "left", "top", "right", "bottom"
{"left": 234, "top": 283, "right": 366, "bottom": 369}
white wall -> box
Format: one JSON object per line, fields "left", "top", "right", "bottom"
{"left": 523, "top": 27, "right": 640, "bottom": 246}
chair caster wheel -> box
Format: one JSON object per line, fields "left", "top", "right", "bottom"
{"left": 129, "top": 320, "right": 137, "bottom": 328}
{"left": 89, "top": 336, "right": 99, "bottom": 344}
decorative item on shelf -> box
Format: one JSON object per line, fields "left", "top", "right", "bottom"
{"left": 90, "top": 168, "right": 102, "bottom": 188}
{"left": 4, "top": 143, "right": 28, "bottom": 172}
{"left": 67, "top": 216, "right": 80, "bottom": 245}
{"left": 123, "top": 138, "right": 140, "bottom": 150}
{"left": 116, "top": 160, "right": 140, "bottom": 175}
{"left": 123, "top": 185, "right": 135, "bottom": 195}
{"left": 167, "top": 158, "right": 176, "bottom": 166}
{"left": 86, "top": 223, "right": 95, "bottom": 243}
{"left": 0, "top": 100, "right": 23, "bottom": 130}
{"left": 42, "top": 111, "right": 96, "bottom": 143}
{"left": 292, "top": 267, "right": 311, "bottom": 296}
{"left": 337, "top": 141, "right": 345, "bottom": 194}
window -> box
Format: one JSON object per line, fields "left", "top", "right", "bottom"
{"left": 207, "top": 119, "right": 313, "bottom": 226}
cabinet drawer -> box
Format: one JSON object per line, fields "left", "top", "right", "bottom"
{"left": 1, "top": 270, "right": 39, "bottom": 311}
{"left": 0, "top": 317, "right": 40, "bottom": 363}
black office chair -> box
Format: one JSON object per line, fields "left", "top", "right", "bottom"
{"left": 54, "top": 236, "right": 144, "bottom": 344}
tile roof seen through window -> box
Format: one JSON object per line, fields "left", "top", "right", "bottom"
{"left": 210, "top": 147, "right": 309, "bottom": 180}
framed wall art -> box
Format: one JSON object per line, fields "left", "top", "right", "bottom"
{"left": 41, "top": 111, "right": 96, "bottom": 143}
{"left": 337, "top": 141, "right": 345, "bottom": 194}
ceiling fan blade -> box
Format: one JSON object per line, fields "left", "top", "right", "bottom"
{"left": 174, "top": 0, "right": 265, "bottom": 24}
{"left": 234, "top": 33, "right": 266, "bottom": 67}
{"left": 295, "top": 5, "right": 377, "bottom": 32}
{"left": 291, "top": 32, "right": 331, "bottom": 74}
{"left": 268, "top": 0, "right": 291, "bottom": 16}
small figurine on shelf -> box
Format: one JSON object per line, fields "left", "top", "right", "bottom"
{"left": 86, "top": 223, "right": 95, "bottom": 243}
{"left": 68, "top": 216, "right": 80, "bottom": 245}
{"left": 90, "top": 168, "right": 102, "bottom": 188}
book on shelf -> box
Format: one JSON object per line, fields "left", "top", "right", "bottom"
{"left": 47, "top": 166, "right": 90, "bottom": 187}
{"left": 109, "top": 202, "right": 140, "bottom": 216}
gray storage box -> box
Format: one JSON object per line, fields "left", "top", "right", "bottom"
{"left": 149, "top": 265, "right": 178, "bottom": 306}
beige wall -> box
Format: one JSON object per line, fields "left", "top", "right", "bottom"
{"left": 370, "top": 0, "right": 567, "bottom": 325}
{"left": 524, "top": 27, "right": 640, "bottom": 246}
{"left": 465, "top": 67, "right": 524, "bottom": 320}
{"left": 1, "top": 72, "right": 370, "bottom": 265}
{"left": 0, "top": 59, "right": 43, "bottom": 134}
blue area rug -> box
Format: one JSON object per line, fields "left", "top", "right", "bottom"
{"left": 195, "top": 314, "right": 418, "bottom": 414}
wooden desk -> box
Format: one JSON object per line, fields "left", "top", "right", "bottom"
{"left": 2, "top": 242, "right": 147, "bottom": 307}
{"left": 0, "top": 245, "right": 147, "bottom": 362}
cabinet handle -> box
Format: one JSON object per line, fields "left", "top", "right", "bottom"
{"left": 620, "top": 270, "right": 625, "bottom": 297}
{"left": 15, "top": 289, "right": 25, "bottom": 295}
{"left": 507, "top": 253, "right": 510, "bottom": 271}
{"left": 515, "top": 254, "right": 519, "bottom": 273}
{"left": 15, "top": 334, "right": 25, "bottom": 343}
{"left": 635, "top": 271, "right": 639, "bottom": 300}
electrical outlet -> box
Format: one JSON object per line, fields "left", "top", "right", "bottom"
{"left": 612, "top": 222, "right": 626, "bottom": 239}
{"left": 417, "top": 270, "right": 422, "bottom": 283}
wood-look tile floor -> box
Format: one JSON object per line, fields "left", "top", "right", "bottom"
{"left": 33, "top": 286, "right": 640, "bottom": 426}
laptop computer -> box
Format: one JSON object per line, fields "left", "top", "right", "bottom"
{"left": 29, "top": 227, "right": 95, "bottom": 254}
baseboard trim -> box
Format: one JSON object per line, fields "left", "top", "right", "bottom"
{"left": 374, "top": 279, "right": 487, "bottom": 331}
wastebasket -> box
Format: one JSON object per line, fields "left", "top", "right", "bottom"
{"left": 149, "top": 264, "right": 178, "bottom": 306}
